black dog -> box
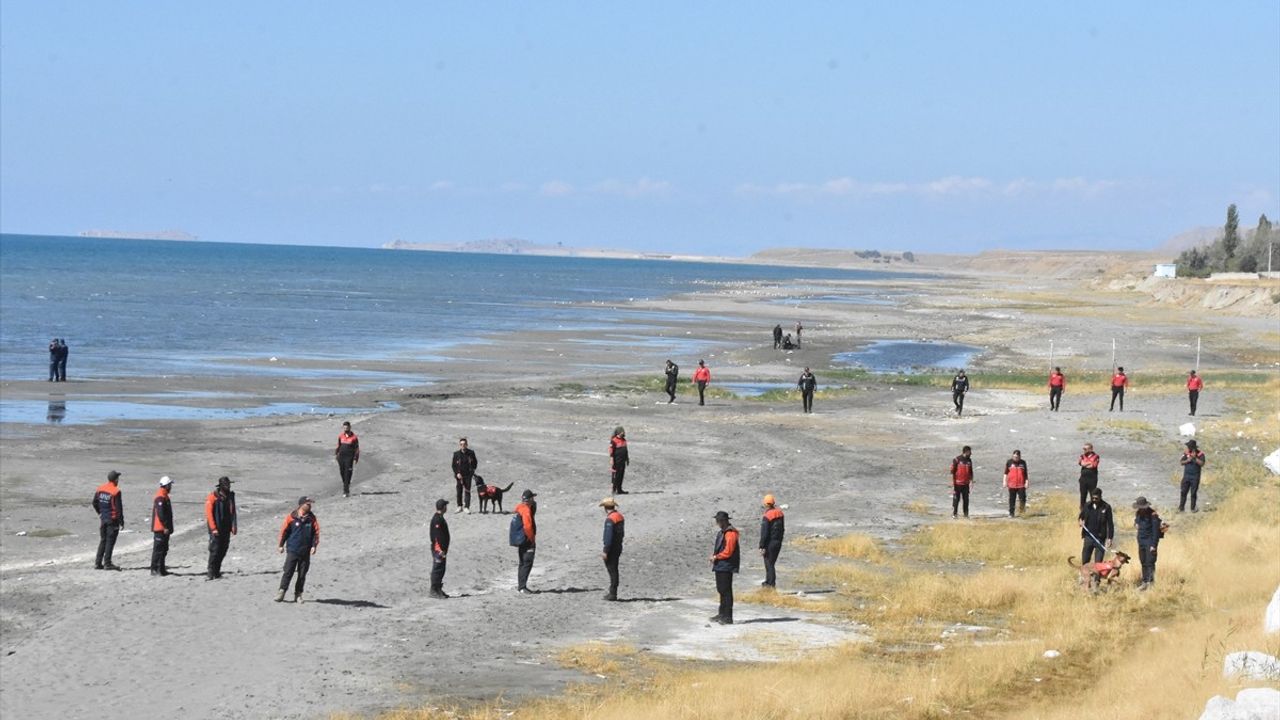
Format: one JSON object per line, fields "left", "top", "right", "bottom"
{"left": 474, "top": 476, "right": 514, "bottom": 513}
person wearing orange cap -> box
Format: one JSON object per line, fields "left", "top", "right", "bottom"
{"left": 150, "top": 476, "right": 174, "bottom": 576}
{"left": 600, "top": 498, "right": 625, "bottom": 601}
{"left": 758, "top": 495, "right": 786, "bottom": 587}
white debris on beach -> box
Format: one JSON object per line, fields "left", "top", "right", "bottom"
{"left": 1222, "top": 651, "right": 1280, "bottom": 680}
{"left": 1266, "top": 585, "right": 1280, "bottom": 634}
{"left": 1199, "top": 688, "right": 1280, "bottom": 720}
{"left": 1263, "top": 448, "right": 1280, "bottom": 476}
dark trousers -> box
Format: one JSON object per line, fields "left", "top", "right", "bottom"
{"left": 431, "top": 552, "right": 447, "bottom": 591}
{"left": 611, "top": 464, "right": 626, "bottom": 494}
{"left": 762, "top": 544, "right": 782, "bottom": 586}
{"left": 337, "top": 455, "right": 355, "bottom": 494}
{"left": 696, "top": 381, "right": 707, "bottom": 405}
{"left": 57, "top": 358, "right": 66, "bottom": 381}
{"left": 279, "top": 552, "right": 310, "bottom": 595}
{"left": 49, "top": 360, "right": 58, "bottom": 381}
{"left": 1110, "top": 386, "right": 1124, "bottom": 411}
{"left": 1188, "top": 390, "right": 1199, "bottom": 416}
{"left": 456, "top": 474, "right": 473, "bottom": 509}
{"left": 151, "top": 532, "right": 170, "bottom": 572}
{"left": 1049, "top": 387, "right": 1062, "bottom": 411}
{"left": 951, "top": 484, "right": 969, "bottom": 517}
{"left": 1078, "top": 478, "right": 1097, "bottom": 509}
{"left": 665, "top": 380, "right": 677, "bottom": 402}
{"left": 207, "top": 531, "right": 230, "bottom": 577}
{"left": 1007, "top": 488, "right": 1026, "bottom": 516}
{"left": 1139, "top": 546, "right": 1157, "bottom": 584}
{"left": 801, "top": 390, "right": 814, "bottom": 413}
{"left": 953, "top": 391, "right": 965, "bottom": 415}
{"left": 715, "top": 571, "right": 734, "bottom": 620}
{"left": 1081, "top": 538, "right": 1105, "bottom": 566}
{"left": 517, "top": 542, "right": 535, "bottom": 590}
{"left": 96, "top": 522, "right": 120, "bottom": 567}
{"left": 773, "top": 336, "right": 781, "bottom": 349}
{"left": 1179, "top": 477, "right": 1200, "bottom": 511}
{"left": 604, "top": 553, "right": 620, "bottom": 597}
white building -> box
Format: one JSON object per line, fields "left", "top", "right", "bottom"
{"left": 1153, "top": 263, "right": 1177, "bottom": 278}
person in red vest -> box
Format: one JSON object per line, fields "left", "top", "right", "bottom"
{"left": 609, "top": 427, "right": 630, "bottom": 495}
{"left": 710, "top": 510, "right": 740, "bottom": 624}
{"left": 1077, "top": 443, "right": 1101, "bottom": 508}
{"left": 1109, "top": 366, "right": 1129, "bottom": 412}
{"left": 1003, "top": 450, "right": 1029, "bottom": 517}
{"left": 692, "top": 360, "right": 711, "bottom": 406}
{"left": 92, "top": 470, "right": 124, "bottom": 571}
{"left": 1186, "top": 370, "right": 1204, "bottom": 416}
{"left": 1048, "top": 367, "right": 1066, "bottom": 412}
{"left": 758, "top": 494, "right": 786, "bottom": 587}
{"left": 949, "top": 446, "right": 973, "bottom": 518}
{"left": 334, "top": 421, "right": 360, "bottom": 497}
{"left": 151, "top": 476, "right": 174, "bottom": 576}
{"left": 599, "top": 498, "right": 625, "bottom": 601}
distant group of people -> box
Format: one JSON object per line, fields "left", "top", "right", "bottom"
{"left": 47, "top": 338, "right": 69, "bottom": 381}
{"left": 949, "top": 366, "right": 1206, "bottom": 418}
{"left": 771, "top": 321, "right": 803, "bottom": 350}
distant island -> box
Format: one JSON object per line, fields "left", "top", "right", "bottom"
{"left": 79, "top": 229, "right": 198, "bottom": 241}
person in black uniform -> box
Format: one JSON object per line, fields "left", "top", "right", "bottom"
{"left": 205, "top": 476, "right": 237, "bottom": 580}
{"left": 151, "top": 476, "right": 174, "bottom": 576}
{"left": 334, "top": 421, "right": 360, "bottom": 497}
{"left": 710, "top": 511, "right": 740, "bottom": 624}
{"left": 600, "top": 497, "right": 625, "bottom": 601}
{"left": 429, "top": 498, "right": 450, "bottom": 598}
{"left": 48, "top": 339, "right": 59, "bottom": 382}
{"left": 275, "top": 496, "right": 320, "bottom": 603}
{"left": 1077, "top": 487, "right": 1114, "bottom": 565}
{"left": 609, "top": 427, "right": 629, "bottom": 495}
{"left": 951, "top": 370, "right": 970, "bottom": 416}
{"left": 772, "top": 324, "right": 783, "bottom": 350}
{"left": 451, "top": 437, "right": 478, "bottom": 513}
{"left": 56, "top": 339, "right": 68, "bottom": 381}
{"left": 797, "top": 368, "right": 817, "bottom": 413}
{"left": 758, "top": 494, "right": 785, "bottom": 587}
{"left": 664, "top": 360, "right": 679, "bottom": 403}
{"left": 92, "top": 470, "right": 125, "bottom": 570}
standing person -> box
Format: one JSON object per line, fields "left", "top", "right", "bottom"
{"left": 609, "top": 427, "right": 630, "bottom": 495}
{"left": 663, "top": 359, "right": 679, "bottom": 403}
{"left": 794, "top": 321, "right": 803, "bottom": 348}
{"left": 274, "top": 497, "right": 319, "bottom": 603}
{"left": 1077, "top": 487, "right": 1114, "bottom": 565}
{"left": 334, "top": 421, "right": 360, "bottom": 497}
{"left": 1109, "top": 366, "right": 1128, "bottom": 412}
{"left": 797, "top": 368, "right": 817, "bottom": 414}
{"left": 512, "top": 489, "right": 537, "bottom": 593}
{"left": 1003, "top": 450, "right": 1029, "bottom": 518}
{"left": 949, "top": 446, "right": 974, "bottom": 518}
{"left": 1133, "top": 496, "right": 1162, "bottom": 589}
{"left": 951, "top": 370, "right": 970, "bottom": 416}
{"left": 429, "top": 499, "right": 450, "bottom": 598}
{"left": 709, "top": 511, "right": 740, "bottom": 624}
{"left": 451, "top": 437, "right": 478, "bottom": 514}
{"left": 600, "top": 498, "right": 625, "bottom": 601}
{"left": 1186, "top": 370, "right": 1204, "bottom": 416}
{"left": 92, "top": 470, "right": 124, "bottom": 570}
{"left": 1048, "top": 367, "right": 1066, "bottom": 411}
{"left": 204, "top": 476, "right": 237, "bottom": 580}
{"left": 758, "top": 495, "right": 785, "bottom": 588}
{"left": 692, "top": 360, "right": 711, "bottom": 406}
{"left": 47, "top": 339, "right": 59, "bottom": 382}
{"left": 1178, "top": 439, "right": 1207, "bottom": 513}
{"left": 150, "top": 476, "right": 174, "bottom": 576}
{"left": 56, "top": 339, "right": 68, "bottom": 381}
{"left": 1077, "top": 443, "right": 1101, "bottom": 508}
{"left": 772, "top": 324, "right": 783, "bottom": 350}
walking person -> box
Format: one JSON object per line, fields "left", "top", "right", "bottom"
{"left": 1077, "top": 443, "right": 1101, "bottom": 509}
{"left": 511, "top": 489, "right": 537, "bottom": 593}
{"left": 600, "top": 498, "right": 624, "bottom": 601}
{"left": 772, "top": 324, "right": 783, "bottom": 350}
{"left": 758, "top": 495, "right": 785, "bottom": 587}
{"left": 949, "top": 446, "right": 974, "bottom": 518}
{"left": 274, "top": 497, "right": 319, "bottom": 603}
{"left": 92, "top": 470, "right": 124, "bottom": 570}
{"left": 452, "top": 437, "right": 478, "bottom": 513}
{"left": 1133, "top": 496, "right": 1162, "bottom": 589}
{"left": 663, "top": 359, "right": 679, "bottom": 403}
{"left": 429, "top": 499, "right": 450, "bottom": 598}
{"left": 709, "top": 510, "right": 740, "bottom": 624}
{"left": 1109, "top": 366, "right": 1128, "bottom": 411}
{"left": 1003, "top": 450, "right": 1028, "bottom": 517}
{"left": 692, "top": 360, "right": 711, "bottom": 406}
{"left": 609, "top": 427, "right": 629, "bottom": 495}
{"left": 794, "top": 321, "right": 803, "bottom": 348}
{"left": 150, "top": 476, "right": 174, "bottom": 576}
{"left": 1078, "top": 487, "right": 1114, "bottom": 565}
{"left": 56, "top": 339, "right": 68, "bottom": 381}
{"left": 1048, "top": 367, "right": 1066, "bottom": 411}
{"left": 334, "top": 421, "right": 360, "bottom": 497}
{"left": 1178, "top": 439, "right": 1206, "bottom": 513}
{"left": 204, "top": 476, "right": 237, "bottom": 579}
{"left": 798, "top": 367, "right": 817, "bottom": 413}
{"left": 1186, "top": 370, "right": 1203, "bottom": 416}
{"left": 951, "top": 370, "right": 970, "bottom": 416}
{"left": 47, "top": 339, "right": 59, "bottom": 382}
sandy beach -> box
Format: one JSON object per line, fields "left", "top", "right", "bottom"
{"left": 1, "top": 256, "right": 1276, "bottom": 719}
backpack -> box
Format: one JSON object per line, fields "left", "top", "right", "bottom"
{"left": 509, "top": 514, "right": 527, "bottom": 546}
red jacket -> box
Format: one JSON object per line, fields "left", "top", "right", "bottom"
{"left": 1049, "top": 372, "right": 1065, "bottom": 389}
{"left": 1004, "top": 460, "right": 1028, "bottom": 489}
{"left": 1111, "top": 372, "right": 1128, "bottom": 389}
{"left": 1187, "top": 376, "right": 1203, "bottom": 391}
{"left": 514, "top": 501, "right": 536, "bottom": 545}
{"left": 693, "top": 366, "right": 711, "bottom": 383}
{"left": 950, "top": 456, "right": 973, "bottom": 485}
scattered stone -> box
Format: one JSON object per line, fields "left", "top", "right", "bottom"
{"left": 1179, "top": 422, "right": 1196, "bottom": 437}
{"left": 1266, "top": 586, "right": 1280, "bottom": 634}
{"left": 1222, "top": 651, "right": 1280, "bottom": 680}
{"left": 1264, "top": 449, "right": 1280, "bottom": 476}
{"left": 1199, "top": 687, "right": 1280, "bottom": 720}
{"left": 1043, "top": 650, "right": 1061, "bottom": 659}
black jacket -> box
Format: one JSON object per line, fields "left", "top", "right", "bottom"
{"left": 665, "top": 363, "right": 679, "bottom": 384}
{"left": 952, "top": 375, "right": 969, "bottom": 394}
{"left": 430, "top": 512, "right": 450, "bottom": 555}
{"left": 1136, "top": 508, "right": 1162, "bottom": 549}
{"left": 1078, "top": 499, "right": 1114, "bottom": 542}
{"left": 798, "top": 373, "right": 816, "bottom": 393}
{"left": 452, "top": 449, "right": 478, "bottom": 477}
{"left": 759, "top": 508, "right": 785, "bottom": 548}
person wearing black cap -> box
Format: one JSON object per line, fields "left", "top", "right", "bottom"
{"left": 1178, "top": 439, "right": 1206, "bottom": 512}
{"left": 600, "top": 498, "right": 625, "bottom": 601}
{"left": 1077, "top": 487, "right": 1113, "bottom": 566}
{"left": 609, "top": 427, "right": 629, "bottom": 495}
{"left": 275, "top": 496, "right": 319, "bottom": 603}
{"left": 452, "top": 438, "right": 479, "bottom": 514}
{"left": 709, "top": 510, "right": 740, "bottom": 624}
{"left": 151, "top": 476, "right": 174, "bottom": 576}
{"left": 204, "top": 476, "right": 237, "bottom": 580}
{"left": 92, "top": 470, "right": 125, "bottom": 570}
{"left": 1133, "top": 496, "right": 1163, "bottom": 589}
{"left": 430, "top": 499, "right": 451, "bottom": 598}
{"left": 512, "top": 489, "right": 537, "bottom": 593}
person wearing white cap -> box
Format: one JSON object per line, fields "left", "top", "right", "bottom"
{"left": 150, "top": 476, "right": 174, "bottom": 576}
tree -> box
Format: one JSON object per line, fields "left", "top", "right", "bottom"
{"left": 1223, "top": 203, "right": 1239, "bottom": 262}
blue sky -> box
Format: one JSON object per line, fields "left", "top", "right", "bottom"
{"left": 2, "top": 2, "right": 1277, "bottom": 254}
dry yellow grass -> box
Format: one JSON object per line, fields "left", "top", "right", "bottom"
{"left": 794, "top": 532, "right": 887, "bottom": 563}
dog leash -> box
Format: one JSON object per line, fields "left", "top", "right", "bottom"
{"left": 1082, "top": 525, "right": 1112, "bottom": 556}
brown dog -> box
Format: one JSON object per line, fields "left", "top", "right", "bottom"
{"left": 1067, "top": 552, "right": 1130, "bottom": 591}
